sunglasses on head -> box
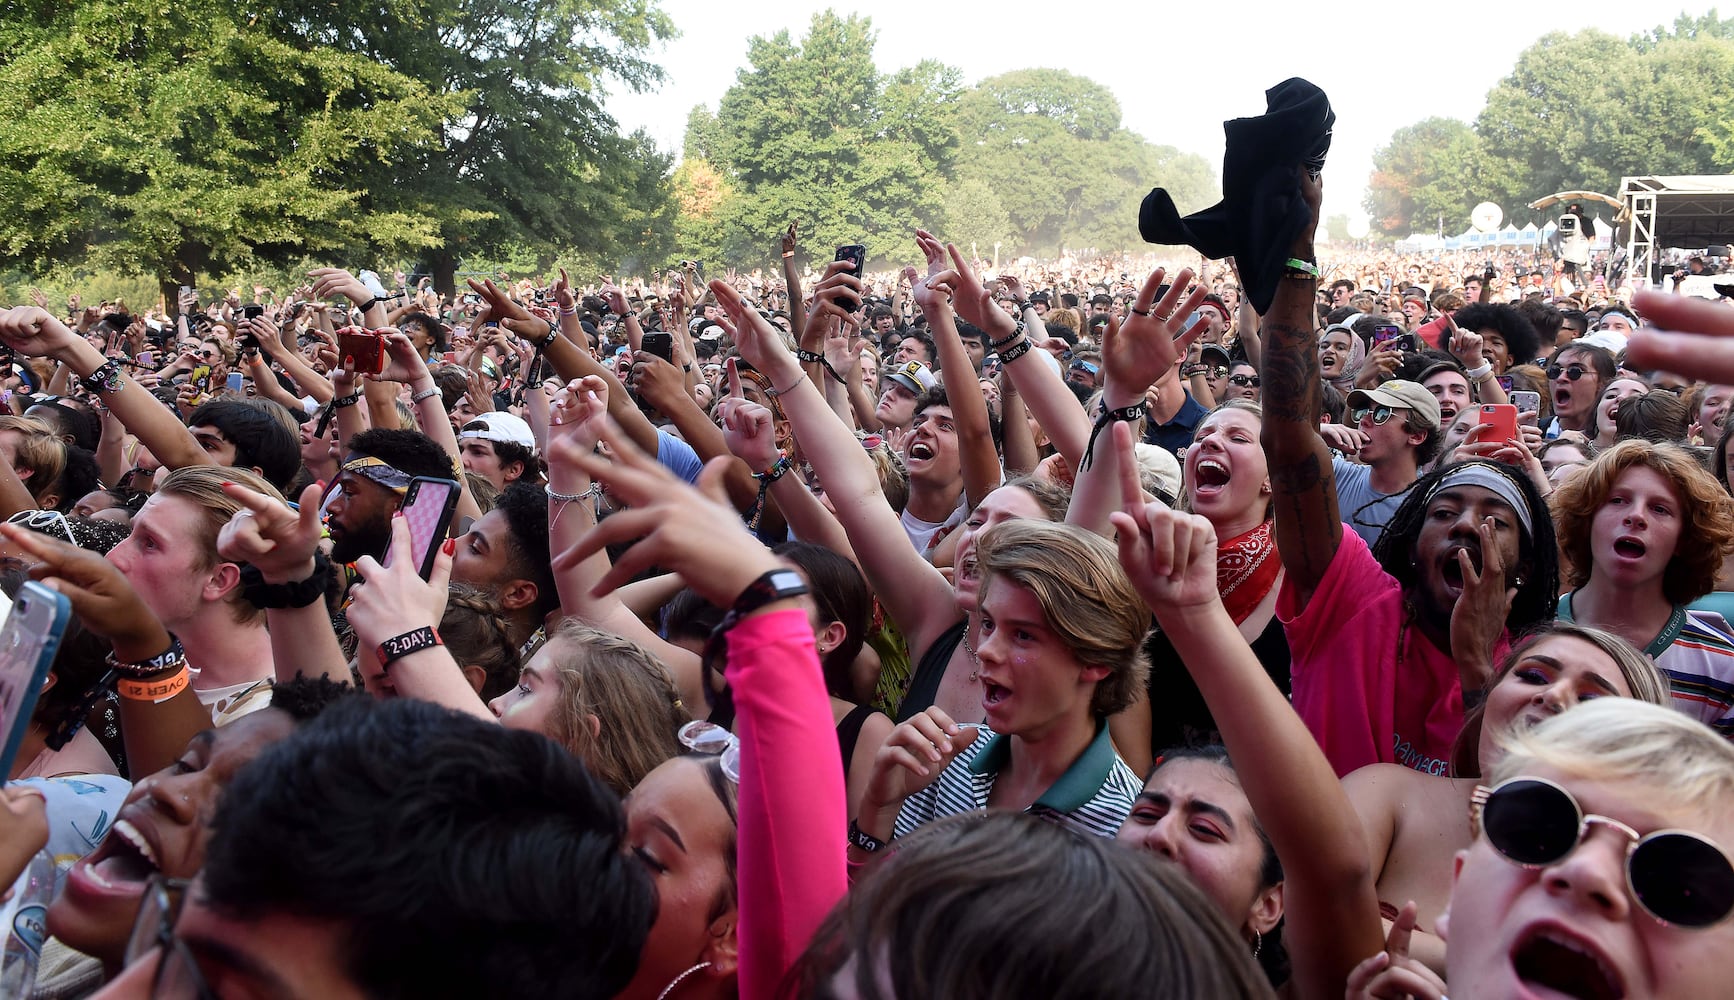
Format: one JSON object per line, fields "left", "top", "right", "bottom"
{"left": 1547, "top": 364, "right": 1591, "bottom": 381}
{"left": 1228, "top": 373, "right": 1259, "bottom": 388}
{"left": 1350, "top": 405, "right": 1399, "bottom": 426}
{"left": 1473, "top": 777, "right": 1734, "bottom": 928}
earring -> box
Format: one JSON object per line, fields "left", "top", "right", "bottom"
{"left": 1252, "top": 929, "right": 1262, "bottom": 959}
{"left": 656, "top": 962, "right": 712, "bottom": 1000}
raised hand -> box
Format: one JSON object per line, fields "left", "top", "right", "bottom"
{"left": 552, "top": 268, "right": 576, "bottom": 312}
{"left": 717, "top": 360, "right": 780, "bottom": 471}
{"left": 1344, "top": 902, "right": 1447, "bottom": 1000}
{"left": 862, "top": 707, "right": 980, "bottom": 811}
{"left": 1107, "top": 422, "right": 1221, "bottom": 611}
{"left": 554, "top": 410, "right": 780, "bottom": 607}
{"left": 0, "top": 307, "right": 80, "bottom": 361}
{"left": 712, "top": 279, "right": 800, "bottom": 385}
{"left": 1101, "top": 267, "right": 1209, "bottom": 396}
{"left": 781, "top": 221, "right": 799, "bottom": 257}
{"left": 942, "top": 242, "right": 1017, "bottom": 340}
{"left": 544, "top": 375, "right": 610, "bottom": 469}
{"left": 307, "top": 267, "right": 370, "bottom": 307}
{"left": 217, "top": 482, "right": 325, "bottom": 585}
{"left": 1447, "top": 510, "right": 1516, "bottom": 682}
{"left": 347, "top": 513, "right": 455, "bottom": 667}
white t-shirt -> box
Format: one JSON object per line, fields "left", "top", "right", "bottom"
{"left": 901, "top": 495, "right": 967, "bottom": 556}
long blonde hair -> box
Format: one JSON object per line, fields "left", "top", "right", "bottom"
{"left": 540, "top": 621, "right": 689, "bottom": 795}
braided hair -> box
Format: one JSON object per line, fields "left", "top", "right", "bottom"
{"left": 439, "top": 585, "right": 523, "bottom": 704}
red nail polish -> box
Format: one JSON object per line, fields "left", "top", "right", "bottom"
{"left": 442, "top": 538, "right": 456, "bottom": 555}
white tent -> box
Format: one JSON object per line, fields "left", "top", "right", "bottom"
{"left": 1519, "top": 221, "right": 1540, "bottom": 245}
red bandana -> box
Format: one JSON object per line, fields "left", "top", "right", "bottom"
{"left": 1218, "top": 519, "right": 1281, "bottom": 625}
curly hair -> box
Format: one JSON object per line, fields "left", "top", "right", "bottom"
{"left": 1549, "top": 440, "right": 1734, "bottom": 605}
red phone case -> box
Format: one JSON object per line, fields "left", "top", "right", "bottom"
{"left": 1478, "top": 404, "right": 1518, "bottom": 446}
{"left": 338, "top": 328, "right": 387, "bottom": 375}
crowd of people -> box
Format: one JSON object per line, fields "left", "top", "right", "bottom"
{"left": 0, "top": 160, "right": 1729, "bottom": 1000}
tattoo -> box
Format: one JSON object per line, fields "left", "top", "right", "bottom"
{"left": 1269, "top": 452, "right": 1331, "bottom": 495}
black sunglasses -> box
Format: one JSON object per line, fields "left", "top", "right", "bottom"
{"left": 1349, "top": 405, "right": 1399, "bottom": 426}
{"left": 1473, "top": 777, "right": 1734, "bottom": 928}
{"left": 1228, "top": 374, "right": 1260, "bottom": 388}
{"left": 1546, "top": 364, "right": 1591, "bottom": 381}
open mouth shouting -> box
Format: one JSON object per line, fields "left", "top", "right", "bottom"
{"left": 1610, "top": 535, "right": 1647, "bottom": 562}
{"left": 981, "top": 676, "right": 1012, "bottom": 716}
{"left": 67, "top": 816, "right": 164, "bottom": 901}
{"left": 1191, "top": 459, "right": 1231, "bottom": 498}
{"left": 1510, "top": 924, "right": 1626, "bottom": 1000}
{"left": 906, "top": 440, "right": 936, "bottom": 463}
{"left": 1439, "top": 542, "right": 1483, "bottom": 595}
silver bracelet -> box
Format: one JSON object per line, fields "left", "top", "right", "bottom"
{"left": 545, "top": 482, "right": 600, "bottom": 503}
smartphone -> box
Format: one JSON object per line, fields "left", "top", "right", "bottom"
{"left": 1371, "top": 324, "right": 1403, "bottom": 348}
{"left": 0, "top": 582, "right": 72, "bottom": 778}
{"left": 641, "top": 332, "right": 674, "bottom": 363}
{"left": 191, "top": 364, "right": 212, "bottom": 392}
{"left": 226, "top": 372, "right": 245, "bottom": 392}
{"left": 1511, "top": 391, "right": 1541, "bottom": 415}
{"left": 241, "top": 304, "right": 264, "bottom": 320}
{"left": 337, "top": 327, "right": 387, "bottom": 375}
{"left": 1478, "top": 403, "right": 1519, "bottom": 447}
{"left": 137, "top": 350, "right": 153, "bottom": 368}
{"left": 381, "top": 477, "right": 461, "bottom": 580}
{"left": 442, "top": 351, "right": 459, "bottom": 365}
{"left": 834, "top": 244, "right": 867, "bottom": 313}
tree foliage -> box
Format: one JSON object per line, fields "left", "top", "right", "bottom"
{"left": 0, "top": 0, "right": 676, "bottom": 291}
{"left": 1366, "top": 20, "right": 1734, "bottom": 235}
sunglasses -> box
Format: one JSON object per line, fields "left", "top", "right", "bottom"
{"left": 1228, "top": 374, "right": 1260, "bottom": 388}
{"left": 1546, "top": 364, "right": 1591, "bottom": 381}
{"left": 1473, "top": 777, "right": 1734, "bottom": 928}
{"left": 7, "top": 509, "right": 80, "bottom": 548}
{"left": 1350, "top": 405, "right": 1399, "bottom": 426}
{"left": 678, "top": 719, "right": 740, "bottom": 783}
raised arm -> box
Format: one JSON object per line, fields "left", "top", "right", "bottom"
{"left": 565, "top": 411, "right": 845, "bottom": 1000}
{"left": 215, "top": 482, "right": 350, "bottom": 687}
{"left": 1258, "top": 171, "right": 1341, "bottom": 611}
{"left": 983, "top": 275, "right": 1091, "bottom": 467}
{"left": 911, "top": 233, "right": 998, "bottom": 508}
{"left": 712, "top": 272, "right": 960, "bottom": 658}
{"left": 0, "top": 308, "right": 210, "bottom": 472}
{"left": 1068, "top": 269, "right": 1207, "bottom": 536}
{"left": 1110, "top": 433, "right": 1382, "bottom": 1000}
{"left": 717, "top": 377, "right": 858, "bottom": 564}
{"left": 781, "top": 222, "right": 807, "bottom": 347}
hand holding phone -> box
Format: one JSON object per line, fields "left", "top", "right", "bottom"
{"left": 381, "top": 477, "right": 461, "bottom": 580}
{"left": 337, "top": 327, "right": 387, "bottom": 375}
{"left": 0, "top": 583, "right": 72, "bottom": 779}
{"left": 834, "top": 245, "right": 867, "bottom": 313}
{"left": 641, "top": 332, "right": 674, "bottom": 363}
{"left": 1511, "top": 391, "right": 1540, "bottom": 415}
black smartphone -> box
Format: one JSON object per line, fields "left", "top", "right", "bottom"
{"left": 641, "top": 332, "right": 674, "bottom": 363}
{"left": 834, "top": 244, "right": 867, "bottom": 313}
{"left": 382, "top": 477, "right": 461, "bottom": 581}
{"left": 241, "top": 304, "right": 264, "bottom": 320}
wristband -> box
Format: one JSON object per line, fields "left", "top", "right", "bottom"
{"left": 411, "top": 386, "right": 441, "bottom": 403}
{"left": 1464, "top": 362, "right": 1494, "bottom": 381}
{"left": 987, "top": 319, "right": 1026, "bottom": 352}
{"left": 377, "top": 626, "right": 443, "bottom": 669}
{"left": 527, "top": 319, "right": 559, "bottom": 349}
{"left": 753, "top": 453, "right": 794, "bottom": 484}
{"left": 795, "top": 348, "right": 846, "bottom": 385}
{"left": 782, "top": 251, "right": 795, "bottom": 259}
{"left": 81, "top": 360, "right": 125, "bottom": 395}
{"left": 331, "top": 391, "right": 362, "bottom": 409}
{"left": 1284, "top": 257, "right": 1320, "bottom": 278}
{"left": 239, "top": 550, "right": 332, "bottom": 609}
{"left": 117, "top": 666, "right": 190, "bottom": 704}
{"left": 558, "top": 305, "right": 579, "bottom": 317}
{"left": 848, "top": 819, "right": 888, "bottom": 854}
{"left": 105, "top": 636, "right": 187, "bottom": 679}
{"left": 1077, "top": 401, "right": 1149, "bottom": 472}
{"left": 998, "top": 338, "right": 1034, "bottom": 365}
{"left": 729, "top": 568, "right": 809, "bottom": 617}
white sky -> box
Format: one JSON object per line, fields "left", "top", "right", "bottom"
{"left": 607, "top": 1, "right": 1720, "bottom": 231}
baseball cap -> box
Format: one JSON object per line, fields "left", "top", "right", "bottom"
{"left": 887, "top": 360, "right": 938, "bottom": 396}
{"left": 1346, "top": 378, "right": 1441, "bottom": 432}
{"left": 460, "top": 411, "right": 537, "bottom": 452}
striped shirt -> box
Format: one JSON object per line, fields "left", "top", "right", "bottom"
{"left": 893, "top": 722, "right": 1141, "bottom": 840}
{"left": 1558, "top": 598, "right": 1734, "bottom": 739}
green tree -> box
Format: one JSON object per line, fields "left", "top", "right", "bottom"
{"left": 1364, "top": 118, "right": 1507, "bottom": 235}
{"left": 943, "top": 178, "right": 1013, "bottom": 253}
{"left": 0, "top": 0, "right": 455, "bottom": 295}
{"left": 709, "top": 11, "right": 960, "bottom": 265}
{"left": 953, "top": 69, "right": 1216, "bottom": 254}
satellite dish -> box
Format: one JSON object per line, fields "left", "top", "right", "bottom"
{"left": 1346, "top": 216, "right": 1370, "bottom": 240}
{"left": 1471, "top": 202, "right": 1503, "bottom": 233}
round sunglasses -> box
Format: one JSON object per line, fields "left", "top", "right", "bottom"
{"left": 1472, "top": 777, "right": 1734, "bottom": 928}
{"left": 1349, "top": 405, "right": 1400, "bottom": 426}
{"left": 1546, "top": 364, "right": 1592, "bottom": 381}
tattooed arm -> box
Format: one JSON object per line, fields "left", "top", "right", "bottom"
{"left": 1259, "top": 170, "right": 1341, "bottom": 613}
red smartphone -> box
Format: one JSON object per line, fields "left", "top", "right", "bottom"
{"left": 337, "top": 327, "right": 387, "bottom": 375}
{"left": 1478, "top": 403, "right": 1519, "bottom": 447}
{"left": 382, "top": 477, "right": 461, "bottom": 580}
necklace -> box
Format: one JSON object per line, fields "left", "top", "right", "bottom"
{"left": 961, "top": 618, "right": 980, "bottom": 683}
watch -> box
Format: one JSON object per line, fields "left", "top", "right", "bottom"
{"left": 729, "top": 569, "right": 809, "bottom": 618}
{"left": 378, "top": 626, "right": 443, "bottom": 669}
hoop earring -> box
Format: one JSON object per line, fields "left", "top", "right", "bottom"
{"left": 656, "top": 962, "right": 712, "bottom": 1000}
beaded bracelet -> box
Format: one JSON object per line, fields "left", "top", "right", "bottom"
{"left": 987, "top": 319, "right": 1026, "bottom": 352}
